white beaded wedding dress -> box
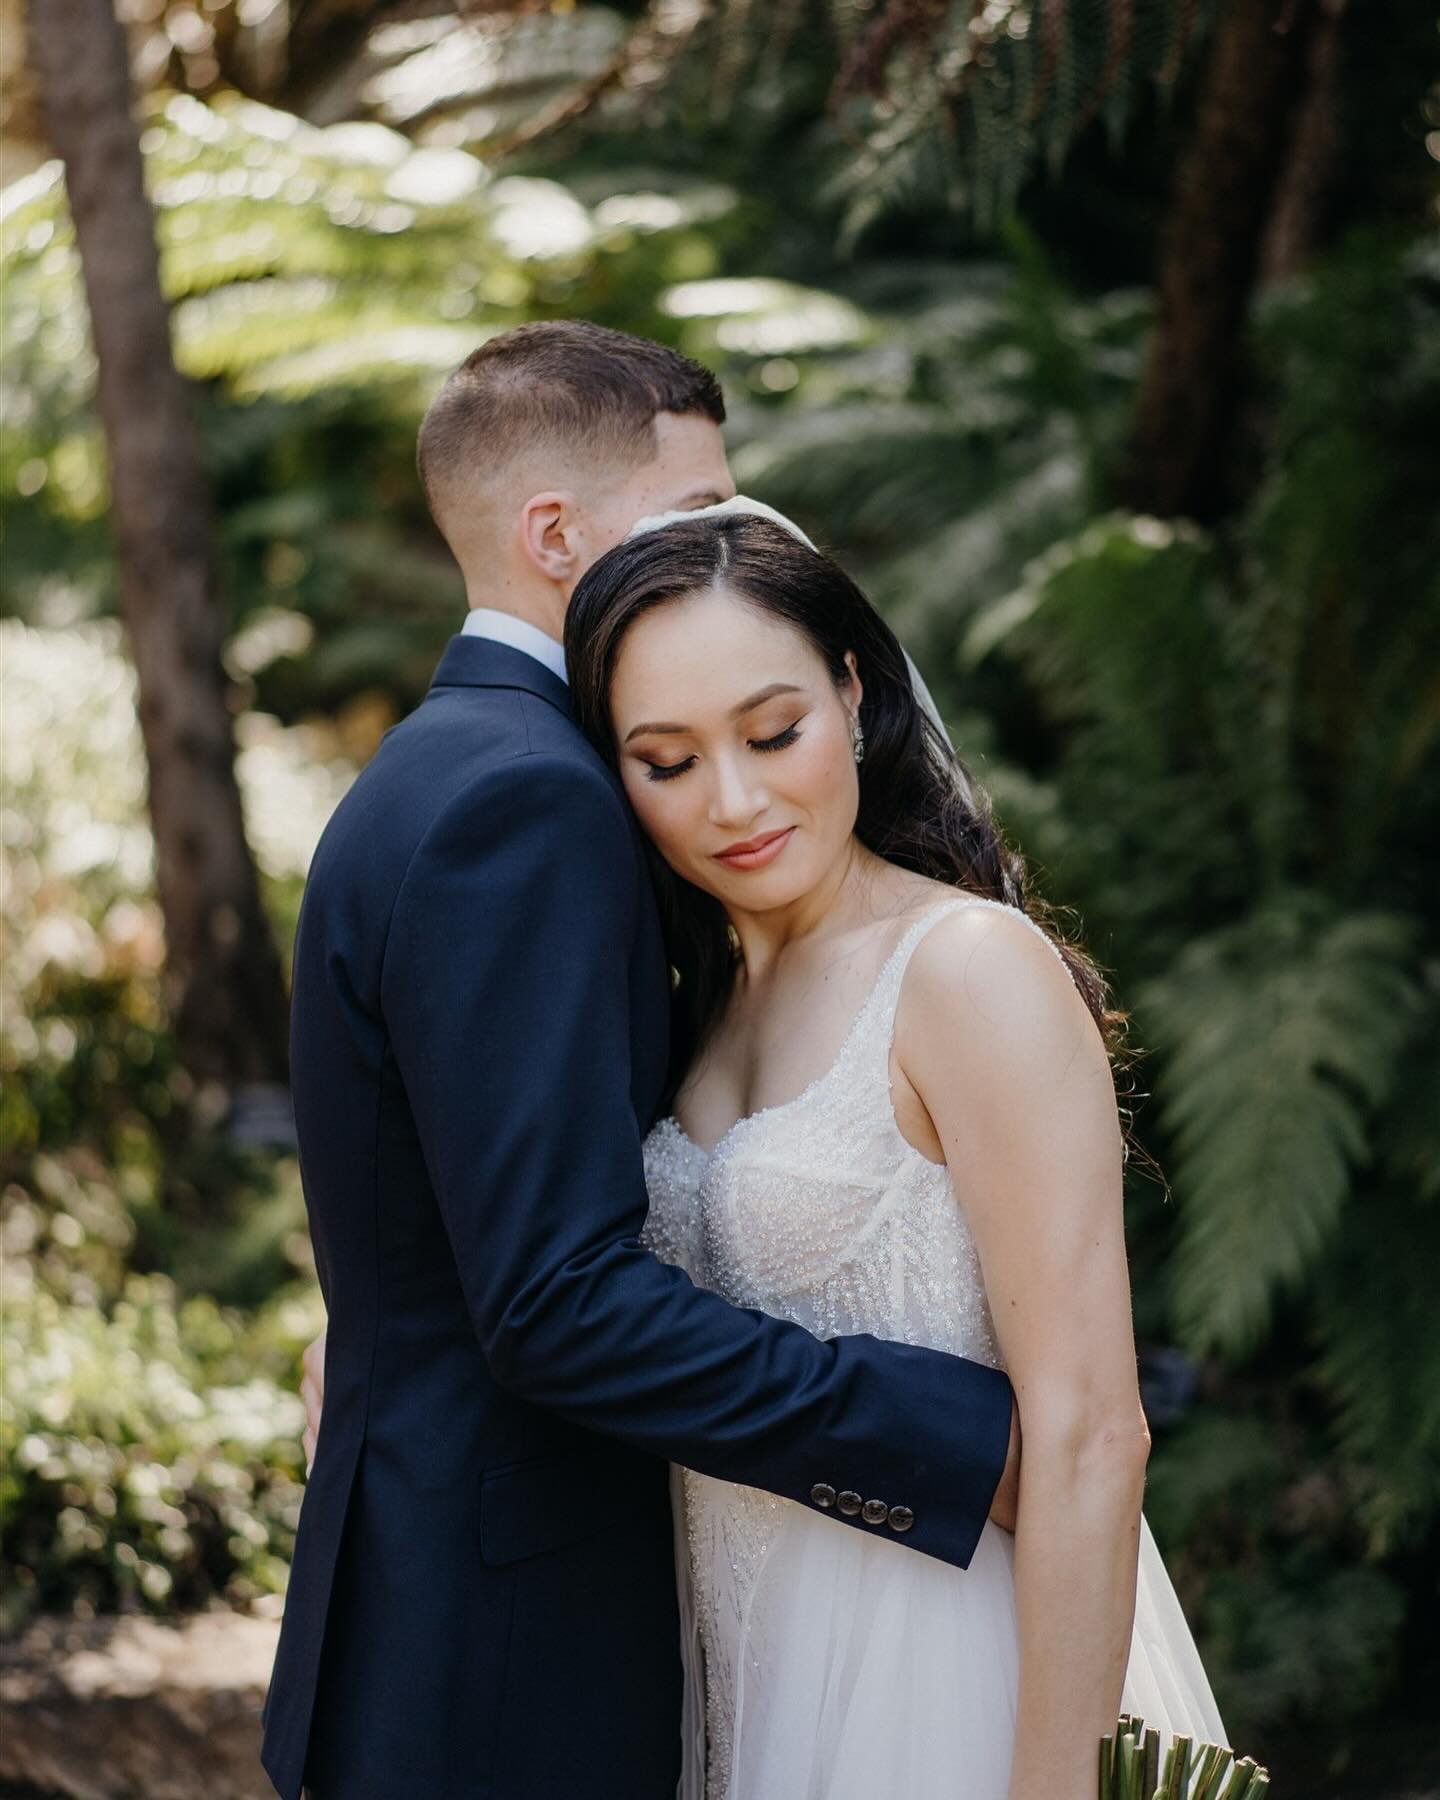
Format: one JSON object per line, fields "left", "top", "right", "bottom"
{"left": 640, "top": 896, "right": 1227, "bottom": 1800}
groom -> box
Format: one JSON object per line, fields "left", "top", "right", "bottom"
{"left": 262, "top": 321, "right": 1020, "bottom": 1800}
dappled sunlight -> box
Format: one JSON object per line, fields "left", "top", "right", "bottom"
{"left": 663, "top": 276, "right": 871, "bottom": 353}
{"left": 1, "top": 620, "right": 355, "bottom": 1009}
{"left": 487, "top": 175, "right": 596, "bottom": 259}
{"left": 2, "top": 14, "right": 1436, "bottom": 1779}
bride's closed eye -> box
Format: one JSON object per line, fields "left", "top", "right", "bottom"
{"left": 642, "top": 720, "right": 805, "bottom": 783}
{"left": 752, "top": 722, "right": 802, "bottom": 754}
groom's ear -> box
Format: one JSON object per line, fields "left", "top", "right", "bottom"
{"left": 519, "top": 491, "right": 584, "bottom": 583}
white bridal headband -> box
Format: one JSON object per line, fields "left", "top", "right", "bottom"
{"left": 623, "top": 493, "right": 954, "bottom": 753}
{"left": 626, "top": 493, "right": 821, "bottom": 550}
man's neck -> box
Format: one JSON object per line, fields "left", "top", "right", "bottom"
{"left": 461, "top": 607, "right": 569, "bottom": 685}
{"left": 463, "top": 574, "right": 567, "bottom": 644}
{"left": 464, "top": 603, "right": 562, "bottom": 645}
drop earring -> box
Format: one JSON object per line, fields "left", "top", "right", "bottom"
{"left": 852, "top": 718, "right": 865, "bottom": 765}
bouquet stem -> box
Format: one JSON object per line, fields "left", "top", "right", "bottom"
{"left": 1096, "top": 1716, "right": 1272, "bottom": 1800}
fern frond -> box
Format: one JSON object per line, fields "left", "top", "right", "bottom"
{"left": 879, "top": 448, "right": 1088, "bottom": 642}
{"left": 365, "top": 8, "right": 627, "bottom": 138}
{"left": 230, "top": 325, "right": 488, "bottom": 400}
{"left": 1376, "top": 1003, "right": 1440, "bottom": 1207}
{"left": 824, "top": 67, "right": 969, "bottom": 249}
{"left": 1313, "top": 1161, "right": 1440, "bottom": 1553}
{"left": 812, "top": 0, "right": 1215, "bottom": 227}
{"left": 733, "top": 403, "right": 1016, "bottom": 525}
{"left": 0, "top": 85, "right": 743, "bottom": 629}
{"left": 964, "top": 510, "right": 1214, "bottom": 689}
{"left": 1138, "top": 902, "right": 1425, "bottom": 1358}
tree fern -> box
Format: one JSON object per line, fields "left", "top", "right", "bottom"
{"left": 1137, "top": 903, "right": 1424, "bottom": 1358}
{"left": 963, "top": 514, "right": 1256, "bottom": 943}
{"left": 0, "top": 89, "right": 741, "bottom": 636}
{"left": 1373, "top": 1004, "right": 1440, "bottom": 1209}
{"left": 1245, "top": 234, "right": 1440, "bottom": 897}
{"left": 711, "top": 243, "right": 1142, "bottom": 673}
{"left": 715, "top": 0, "right": 1215, "bottom": 225}
{"left": 417, "top": 0, "right": 1215, "bottom": 229}
{"left": 823, "top": 47, "right": 972, "bottom": 247}
{"left": 1313, "top": 1169, "right": 1440, "bottom": 1553}
{"left": 1304, "top": 1001, "right": 1440, "bottom": 1551}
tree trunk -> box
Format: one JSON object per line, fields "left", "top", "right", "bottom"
{"left": 27, "top": 0, "right": 290, "bottom": 1109}
{"left": 1121, "top": 0, "right": 1324, "bottom": 523}
{"left": 1260, "top": 0, "right": 1346, "bottom": 285}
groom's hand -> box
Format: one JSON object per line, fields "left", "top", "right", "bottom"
{"left": 300, "top": 1330, "right": 326, "bottom": 1475}
{"left": 987, "top": 1398, "right": 1021, "bottom": 1532}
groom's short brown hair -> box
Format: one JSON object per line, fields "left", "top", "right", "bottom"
{"left": 417, "top": 321, "right": 725, "bottom": 541}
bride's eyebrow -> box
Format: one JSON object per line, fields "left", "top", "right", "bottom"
{"left": 623, "top": 682, "right": 806, "bottom": 745}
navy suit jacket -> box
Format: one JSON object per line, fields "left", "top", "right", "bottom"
{"left": 261, "top": 635, "right": 1013, "bottom": 1800}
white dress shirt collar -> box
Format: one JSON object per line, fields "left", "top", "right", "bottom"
{"left": 461, "top": 608, "right": 568, "bottom": 686}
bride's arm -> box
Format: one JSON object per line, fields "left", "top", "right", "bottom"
{"left": 897, "top": 906, "right": 1149, "bottom": 1800}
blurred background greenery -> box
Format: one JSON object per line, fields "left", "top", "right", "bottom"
{"left": 2, "top": 1, "right": 1438, "bottom": 1791}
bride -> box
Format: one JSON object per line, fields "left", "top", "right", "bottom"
{"left": 563, "top": 498, "right": 1227, "bottom": 1800}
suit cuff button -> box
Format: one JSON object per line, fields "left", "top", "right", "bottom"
{"left": 887, "top": 1505, "right": 915, "bottom": 1533}
{"left": 836, "top": 1490, "right": 863, "bottom": 1516}
{"left": 809, "top": 1483, "right": 837, "bottom": 1509}
{"left": 861, "top": 1498, "right": 889, "bottom": 1525}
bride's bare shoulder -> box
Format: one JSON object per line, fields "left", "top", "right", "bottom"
{"left": 896, "top": 891, "right": 1099, "bottom": 1080}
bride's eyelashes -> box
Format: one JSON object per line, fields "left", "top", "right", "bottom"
{"left": 640, "top": 720, "right": 805, "bottom": 783}
{"left": 642, "top": 756, "right": 696, "bottom": 783}
{"left": 752, "top": 721, "right": 803, "bottom": 755}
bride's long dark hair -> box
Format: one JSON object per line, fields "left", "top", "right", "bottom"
{"left": 566, "top": 514, "right": 1133, "bottom": 1121}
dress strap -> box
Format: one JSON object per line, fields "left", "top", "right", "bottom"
{"left": 774, "top": 894, "right": 1075, "bottom": 1124}
{"left": 862, "top": 894, "right": 1074, "bottom": 1058}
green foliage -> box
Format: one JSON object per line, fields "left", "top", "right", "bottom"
{"left": 1140, "top": 906, "right": 1423, "bottom": 1358}
{"left": 2, "top": 1243, "right": 319, "bottom": 1629}
{"left": 965, "top": 513, "right": 1249, "bottom": 932}
{"left": 1204, "top": 1558, "right": 1406, "bottom": 1730}
{"left": 688, "top": 0, "right": 1215, "bottom": 230}
{"left": 1244, "top": 233, "right": 1440, "bottom": 904}
{"left": 1313, "top": 1155, "right": 1440, "bottom": 1551}
{"left": 1142, "top": 1412, "right": 1289, "bottom": 1551}
{"left": 944, "top": 235, "right": 1440, "bottom": 1737}
{"left": 0, "top": 620, "right": 334, "bottom": 1628}
{"left": 3, "top": 69, "right": 1437, "bottom": 1757}
{"left": 1144, "top": 1406, "right": 1410, "bottom": 1733}
{"left": 0, "top": 1090, "right": 321, "bottom": 1630}
{"left": 0, "top": 95, "right": 746, "bottom": 708}
{"left": 0, "top": 619, "right": 351, "bottom": 1126}
{"left": 704, "top": 232, "right": 1146, "bottom": 722}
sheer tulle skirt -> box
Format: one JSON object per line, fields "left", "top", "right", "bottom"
{"left": 672, "top": 1468, "right": 1226, "bottom": 1800}
{"left": 1124, "top": 1513, "right": 1228, "bottom": 1744}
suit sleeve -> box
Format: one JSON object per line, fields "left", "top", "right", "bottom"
{"left": 381, "top": 751, "right": 1013, "bottom": 1569}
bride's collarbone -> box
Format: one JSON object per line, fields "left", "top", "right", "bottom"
{"left": 673, "top": 902, "right": 954, "bottom": 1159}
{"left": 682, "top": 958, "right": 875, "bottom": 1123}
